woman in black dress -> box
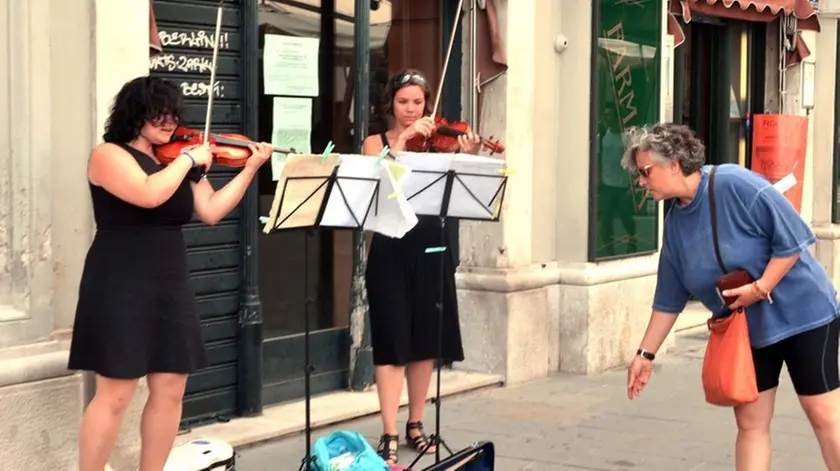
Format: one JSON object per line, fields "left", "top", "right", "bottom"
{"left": 68, "top": 76, "right": 273, "bottom": 471}
{"left": 361, "top": 69, "right": 481, "bottom": 465}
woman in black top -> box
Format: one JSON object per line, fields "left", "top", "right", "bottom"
{"left": 68, "top": 76, "right": 273, "bottom": 471}
{"left": 361, "top": 69, "right": 481, "bottom": 465}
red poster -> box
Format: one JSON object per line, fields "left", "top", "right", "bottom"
{"left": 750, "top": 114, "right": 808, "bottom": 213}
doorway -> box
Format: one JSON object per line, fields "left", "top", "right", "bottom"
{"left": 255, "top": 0, "right": 461, "bottom": 407}
{"left": 672, "top": 16, "right": 766, "bottom": 167}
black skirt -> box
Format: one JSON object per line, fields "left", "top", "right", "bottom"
{"left": 68, "top": 229, "right": 207, "bottom": 379}
{"left": 365, "top": 216, "right": 465, "bottom": 366}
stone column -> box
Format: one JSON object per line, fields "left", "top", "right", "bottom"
{"left": 456, "top": 0, "right": 675, "bottom": 380}
{"left": 810, "top": 20, "right": 840, "bottom": 289}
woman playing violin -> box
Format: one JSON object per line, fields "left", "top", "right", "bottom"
{"left": 68, "top": 75, "right": 273, "bottom": 471}
{"left": 361, "top": 69, "right": 481, "bottom": 466}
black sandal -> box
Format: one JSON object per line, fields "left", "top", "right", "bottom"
{"left": 405, "top": 421, "right": 436, "bottom": 454}
{"left": 377, "top": 433, "right": 399, "bottom": 465}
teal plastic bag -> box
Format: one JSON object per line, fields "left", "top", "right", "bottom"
{"left": 310, "top": 430, "right": 390, "bottom": 471}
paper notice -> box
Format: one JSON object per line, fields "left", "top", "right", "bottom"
{"left": 772, "top": 173, "right": 797, "bottom": 195}
{"left": 271, "top": 97, "right": 312, "bottom": 180}
{"left": 263, "top": 34, "right": 320, "bottom": 97}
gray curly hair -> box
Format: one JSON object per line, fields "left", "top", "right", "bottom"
{"left": 620, "top": 123, "right": 706, "bottom": 176}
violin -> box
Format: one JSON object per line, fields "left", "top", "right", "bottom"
{"left": 404, "top": 116, "right": 504, "bottom": 155}
{"left": 155, "top": 127, "right": 295, "bottom": 168}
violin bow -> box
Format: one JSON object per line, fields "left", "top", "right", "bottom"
{"left": 430, "top": 0, "right": 465, "bottom": 120}
{"left": 203, "top": 0, "right": 225, "bottom": 146}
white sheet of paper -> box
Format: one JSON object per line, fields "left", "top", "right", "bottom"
{"left": 396, "top": 152, "right": 507, "bottom": 219}
{"left": 320, "top": 155, "right": 380, "bottom": 228}
{"left": 772, "top": 173, "right": 797, "bottom": 194}
{"left": 448, "top": 153, "right": 507, "bottom": 219}
{"left": 318, "top": 155, "right": 418, "bottom": 238}
{"left": 271, "top": 97, "right": 312, "bottom": 180}
{"left": 396, "top": 152, "right": 452, "bottom": 216}
{"left": 263, "top": 34, "right": 319, "bottom": 97}
{"left": 365, "top": 161, "right": 418, "bottom": 239}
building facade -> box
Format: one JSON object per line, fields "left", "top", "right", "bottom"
{"left": 1, "top": 0, "right": 839, "bottom": 469}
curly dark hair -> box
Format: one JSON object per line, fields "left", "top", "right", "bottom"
{"left": 102, "top": 76, "right": 184, "bottom": 143}
{"left": 380, "top": 68, "right": 433, "bottom": 118}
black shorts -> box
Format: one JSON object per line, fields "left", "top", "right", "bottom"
{"left": 753, "top": 315, "right": 840, "bottom": 396}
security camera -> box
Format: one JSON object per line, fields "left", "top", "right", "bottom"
{"left": 554, "top": 34, "right": 569, "bottom": 53}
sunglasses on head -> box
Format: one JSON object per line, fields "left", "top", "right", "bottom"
{"left": 398, "top": 73, "right": 425, "bottom": 86}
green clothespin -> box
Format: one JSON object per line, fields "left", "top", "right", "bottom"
{"left": 259, "top": 216, "right": 269, "bottom": 225}
{"left": 425, "top": 246, "right": 447, "bottom": 254}
{"left": 375, "top": 145, "right": 390, "bottom": 166}
{"left": 321, "top": 141, "right": 335, "bottom": 163}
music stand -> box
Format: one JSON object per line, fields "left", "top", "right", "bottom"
{"left": 396, "top": 153, "right": 509, "bottom": 468}
{"left": 263, "top": 154, "right": 381, "bottom": 471}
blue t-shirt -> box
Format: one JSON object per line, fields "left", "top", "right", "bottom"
{"left": 653, "top": 164, "right": 838, "bottom": 348}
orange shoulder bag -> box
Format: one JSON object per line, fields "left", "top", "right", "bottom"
{"left": 701, "top": 166, "right": 760, "bottom": 407}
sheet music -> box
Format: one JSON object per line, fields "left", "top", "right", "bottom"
{"left": 262, "top": 154, "right": 339, "bottom": 233}
{"left": 320, "top": 154, "right": 379, "bottom": 227}
{"left": 448, "top": 153, "right": 507, "bottom": 219}
{"left": 364, "top": 160, "right": 418, "bottom": 238}
{"left": 396, "top": 152, "right": 507, "bottom": 219}
{"left": 396, "top": 152, "right": 452, "bottom": 216}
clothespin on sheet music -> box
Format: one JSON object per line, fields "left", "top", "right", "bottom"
{"left": 498, "top": 167, "right": 517, "bottom": 176}
{"left": 321, "top": 141, "right": 335, "bottom": 163}
{"left": 375, "top": 145, "right": 390, "bottom": 166}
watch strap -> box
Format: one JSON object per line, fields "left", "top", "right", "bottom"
{"left": 637, "top": 348, "right": 655, "bottom": 361}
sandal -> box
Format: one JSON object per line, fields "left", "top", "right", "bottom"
{"left": 377, "top": 433, "right": 399, "bottom": 465}
{"left": 405, "top": 421, "right": 436, "bottom": 455}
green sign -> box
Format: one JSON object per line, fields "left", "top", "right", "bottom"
{"left": 591, "top": 0, "right": 661, "bottom": 260}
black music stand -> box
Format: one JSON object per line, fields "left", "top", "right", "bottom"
{"left": 398, "top": 156, "right": 509, "bottom": 468}
{"left": 263, "top": 156, "right": 381, "bottom": 471}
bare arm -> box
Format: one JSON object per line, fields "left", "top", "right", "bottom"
{"left": 89, "top": 143, "right": 195, "bottom": 209}
{"left": 758, "top": 253, "right": 799, "bottom": 292}
{"left": 637, "top": 310, "right": 680, "bottom": 354}
{"left": 191, "top": 166, "right": 259, "bottom": 225}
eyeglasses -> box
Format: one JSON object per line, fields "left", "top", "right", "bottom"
{"left": 398, "top": 73, "right": 426, "bottom": 86}
{"left": 637, "top": 163, "right": 654, "bottom": 179}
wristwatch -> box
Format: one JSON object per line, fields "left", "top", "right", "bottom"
{"left": 637, "top": 349, "right": 655, "bottom": 361}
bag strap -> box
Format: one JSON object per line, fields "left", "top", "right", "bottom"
{"left": 708, "top": 166, "right": 728, "bottom": 274}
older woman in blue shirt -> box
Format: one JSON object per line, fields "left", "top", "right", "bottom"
{"left": 622, "top": 123, "right": 840, "bottom": 470}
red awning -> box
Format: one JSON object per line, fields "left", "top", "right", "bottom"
{"left": 670, "top": 0, "right": 819, "bottom": 31}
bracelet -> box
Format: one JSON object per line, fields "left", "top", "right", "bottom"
{"left": 181, "top": 151, "right": 196, "bottom": 167}
{"left": 752, "top": 280, "right": 774, "bottom": 304}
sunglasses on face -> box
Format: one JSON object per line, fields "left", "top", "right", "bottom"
{"left": 636, "top": 163, "right": 654, "bottom": 179}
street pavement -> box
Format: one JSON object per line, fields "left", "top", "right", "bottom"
{"left": 237, "top": 329, "right": 826, "bottom": 470}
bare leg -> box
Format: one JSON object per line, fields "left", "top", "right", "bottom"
{"left": 139, "top": 373, "right": 188, "bottom": 471}
{"left": 78, "top": 375, "right": 139, "bottom": 471}
{"left": 375, "top": 365, "right": 406, "bottom": 435}
{"left": 405, "top": 360, "right": 435, "bottom": 454}
{"left": 733, "top": 388, "right": 777, "bottom": 471}
{"left": 800, "top": 388, "right": 840, "bottom": 470}
{"left": 375, "top": 364, "right": 405, "bottom": 465}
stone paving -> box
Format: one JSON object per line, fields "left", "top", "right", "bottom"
{"left": 237, "top": 330, "right": 826, "bottom": 470}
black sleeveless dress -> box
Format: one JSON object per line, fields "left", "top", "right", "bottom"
{"left": 364, "top": 133, "right": 465, "bottom": 366}
{"left": 68, "top": 143, "right": 208, "bottom": 379}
